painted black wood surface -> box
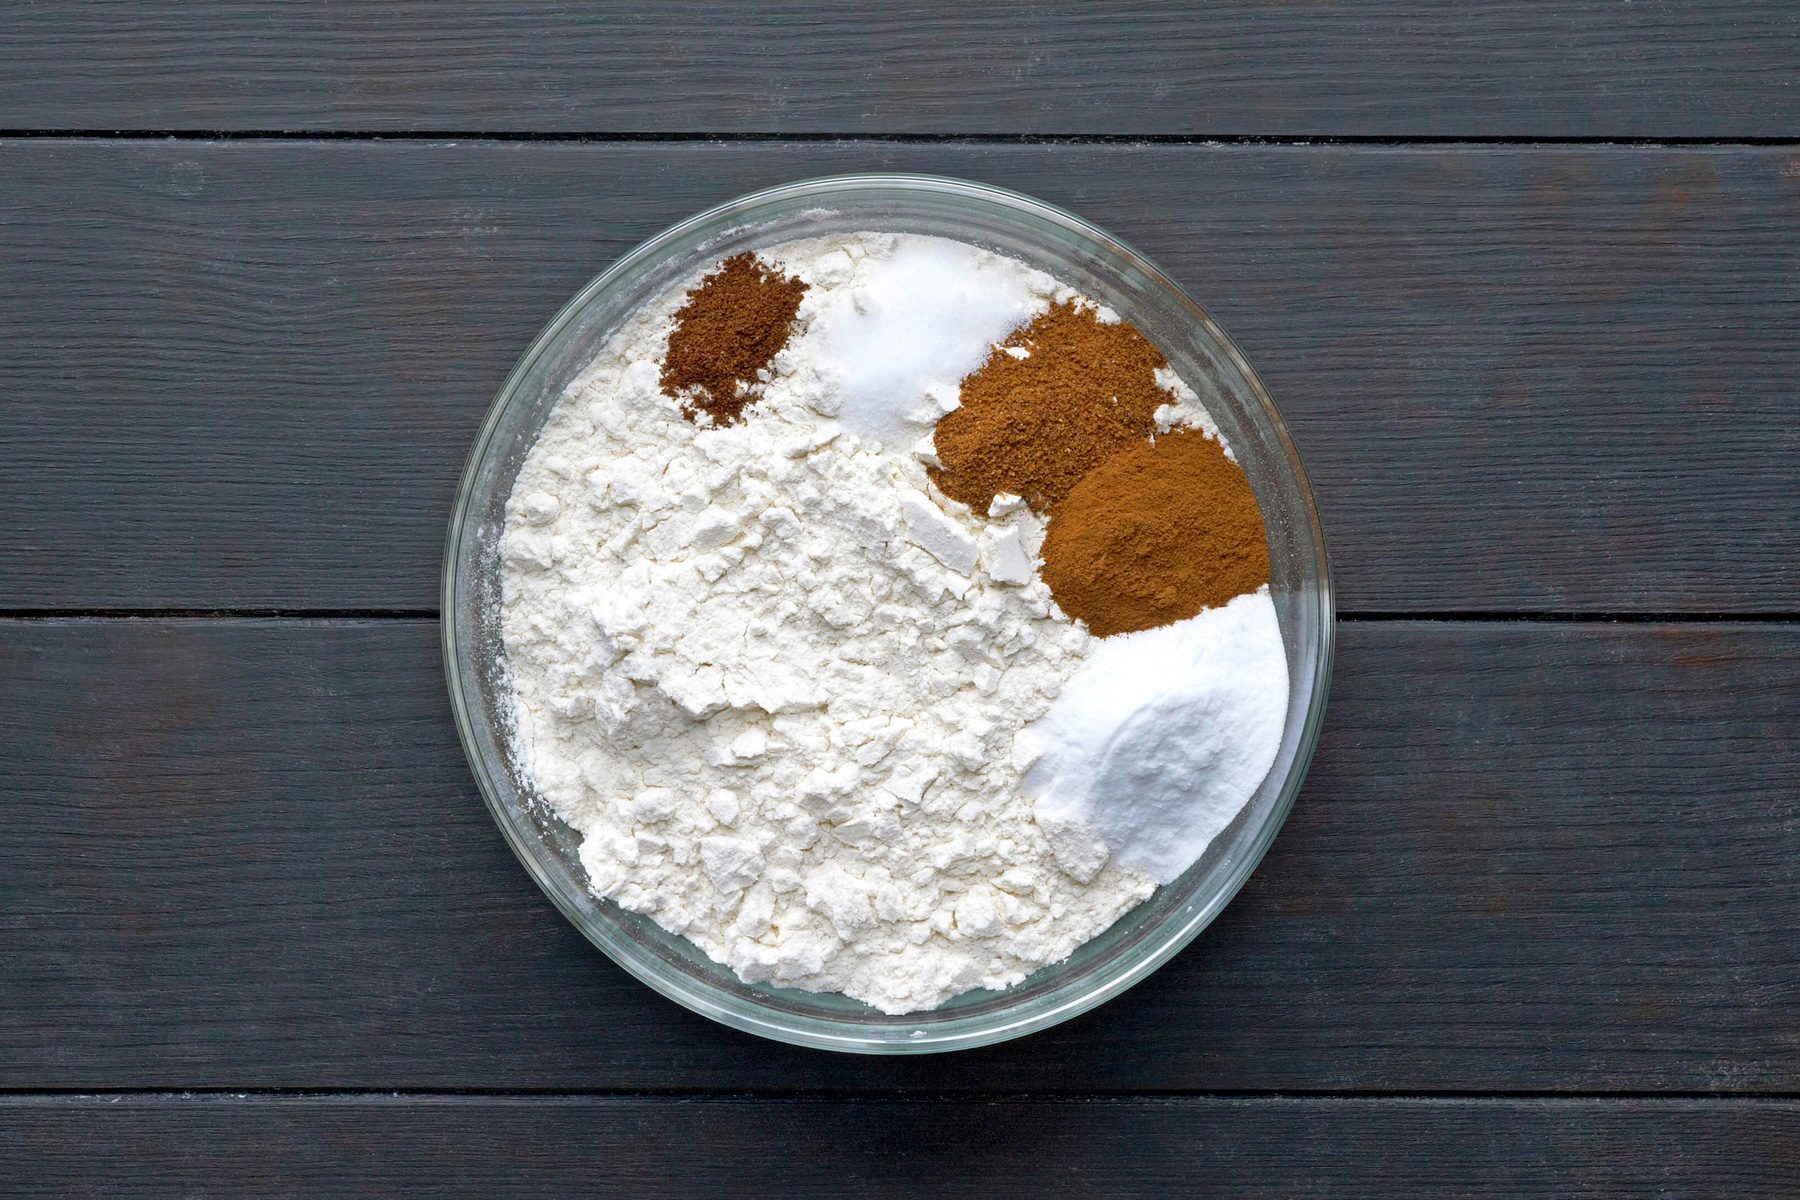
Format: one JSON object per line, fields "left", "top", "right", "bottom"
{"left": 2, "top": 4, "right": 1796, "bottom": 1196}
{"left": 1, "top": 619, "right": 1794, "bottom": 1092}
{"left": 3, "top": 2, "right": 1797, "bottom": 138}
{"left": 3, "top": 1096, "right": 1797, "bottom": 1199}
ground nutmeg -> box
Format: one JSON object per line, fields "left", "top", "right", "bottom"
{"left": 661, "top": 253, "right": 808, "bottom": 425}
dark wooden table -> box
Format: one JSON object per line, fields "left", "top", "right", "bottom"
{"left": 4, "top": 5, "right": 1797, "bottom": 1195}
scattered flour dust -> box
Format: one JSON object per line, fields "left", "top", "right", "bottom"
{"left": 499, "top": 233, "right": 1276, "bottom": 1014}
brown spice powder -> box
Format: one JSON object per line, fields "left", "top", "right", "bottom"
{"left": 929, "top": 302, "right": 1168, "bottom": 514}
{"left": 1039, "top": 429, "right": 1270, "bottom": 638}
{"left": 661, "top": 253, "right": 808, "bottom": 425}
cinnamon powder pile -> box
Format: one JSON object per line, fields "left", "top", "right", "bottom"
{"left": 930, "top": 303, "right": 1169, "bottom": 513}
{"left": 661, "top": 253, "right": 808, "bottom": 425}
{"left": 1039, "top": 429, "right": 1270, "bottom": 637}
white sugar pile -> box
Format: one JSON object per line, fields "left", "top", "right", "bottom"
{"left": 771, "top": 235, "right": 1053, "bottom": 448}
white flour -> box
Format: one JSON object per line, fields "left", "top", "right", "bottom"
{"left": 499, "top": 232, "right": 1281, "bottom": 1014}
{"left": 501, "top": 235, "right": 1162, "bottom": 1014}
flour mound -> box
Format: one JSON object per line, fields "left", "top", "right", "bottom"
{"left": 499, "top": 235, "right": 1157, "bottom": 1014}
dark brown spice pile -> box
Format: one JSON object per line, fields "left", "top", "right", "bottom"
{"left": 929, "top": 302, "right": 1169, "bottom": 514}
{"left": 660, "top": 253, "right": 808, "bottom": 425}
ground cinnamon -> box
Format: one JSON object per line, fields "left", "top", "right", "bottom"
{"left": 1039, "top": 429, "right": 1269, "bottom": 638}
{"left": 929, "top": 302, "right": 1168, "bottom": 513}
{"left": 661, "top": 253, "right": 807, "bottom": 425}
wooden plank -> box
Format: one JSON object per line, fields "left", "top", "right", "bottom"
{"left": 3, "top": 140, "right": 1797, "bottom": 613}
{"left": 1, "top": 3, "right": 1796, "bottom": 137}
{"left": 3, "top": 1096, "right": 1797, "bottom": 1198}
{"left": 0, "top": 618, "right": 1794, "bottom": 1092}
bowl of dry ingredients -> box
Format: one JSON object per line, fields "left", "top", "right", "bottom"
{"left": 444, "top": 175, "right": 1332, "bottom": 1052}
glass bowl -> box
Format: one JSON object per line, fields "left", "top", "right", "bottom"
{"left": 443, "top": 174, "right": 1333, "bottom": 1054}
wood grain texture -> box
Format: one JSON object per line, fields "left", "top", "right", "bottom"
{"left": 1, "top": 618, "right": 1793, "bottom": 1092}
{"left": 2, "top": 3, "right": 1796, "bottom": 137}
{"left": 4, "top": 1095, "right": 1797, "bottom": 1199}
{"left": 4, "top": 140, "right": 1797, "bottom": 612}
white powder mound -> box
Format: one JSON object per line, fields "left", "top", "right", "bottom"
{"left": 499, "top": 235, "right": 1162, "bottom": 1015}
{"left": 1021, "top": 590, "right": 1289, "bottom": 885}
{"left": 765, "top": 234, "right": 1055, "bottom": 449}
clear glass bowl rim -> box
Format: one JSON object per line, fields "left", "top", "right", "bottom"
{"left": 442, "top": 172, "right": 1334, "bottom": 1054}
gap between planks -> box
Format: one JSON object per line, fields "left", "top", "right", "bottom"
{"left": 3, "top": 1089, "right": 1799, "bottom": 1103}
{"left": 0, "top": 610, "right": 1798, "bottom": 624}
{"left": 1, "top": 130, "right": 1799, "bottom": 148}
